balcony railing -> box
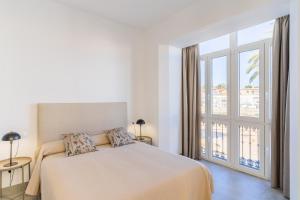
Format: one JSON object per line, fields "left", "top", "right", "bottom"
{"left": 212, "top": 122, "right": 227, "bottom": 160}
{"left": 239, "top": 126, "right": 260, "bottom": 170}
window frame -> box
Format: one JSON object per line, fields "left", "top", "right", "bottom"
{"left": 234, "top": 41, "right": 265, "bottom": 123}
{"left": 199, "top": 33, "right": 272, "bottom": 179}
{"left": 200, "top": 49, "right": 232, "bottom": 167}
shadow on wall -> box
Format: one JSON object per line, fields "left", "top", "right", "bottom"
{"left": 128, "top": 122, "right": 155, "bottom": 142}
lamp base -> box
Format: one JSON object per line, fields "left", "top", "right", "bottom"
{"left": 3, "top": 162, "right": 18, "bottom": 167}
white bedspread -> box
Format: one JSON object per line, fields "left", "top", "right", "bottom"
{"left": 39, "top": 143, "right": 213, "bottom": 200}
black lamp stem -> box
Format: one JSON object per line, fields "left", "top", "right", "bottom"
{"left": 139, "top": 125, "right": 142, "bottom": 138}
{"left": 9, "top": 140, "right": 13, "bottom": 166}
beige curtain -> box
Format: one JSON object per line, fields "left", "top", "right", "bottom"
{"left": 181, "top": 44, "right": 200, "bottom": 160}
{"left": 271, "top": 15, "right": 290, "bottom": 198}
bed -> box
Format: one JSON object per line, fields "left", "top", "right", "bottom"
{"left": 26, "top": 103, "right": 213, "bottom": 200}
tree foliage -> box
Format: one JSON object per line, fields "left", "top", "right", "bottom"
{"left": 216, "top": 83, "right": 226, "bottom": 90}
{"left": 246, "top": 53, "right": 259, "bottom": 84}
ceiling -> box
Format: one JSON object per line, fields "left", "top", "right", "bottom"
{"left": 53, "top": 0, "right": 197, "bottom": 28}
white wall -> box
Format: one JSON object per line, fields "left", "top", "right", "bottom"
{"left": 158, "top": 45, "right": 170, "bottom": 151}
{"left": 0, "top": 0, "right": 144, "bottom": 188}
{"left": 290, "top": 0, "right": 300, "bottom": 199}
{"left": 140, "top": 0, "right": 290, "bottom": 152}
{"left": 158, "top": 45, "right": 181, "bottom": 153}
{"left": 149, "top": 0, "right": 289, "bottom": 47}
{"left": 168, "top": 47, "right": 182, "bottom": 154}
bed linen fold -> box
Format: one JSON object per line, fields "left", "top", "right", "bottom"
{"left": 25, "top": 140, "right": 65, "bottom": 196}
{"left": 42, "top": 143, "right": 213, "bottom": 200}
{"left": 26, "top": 133, "right": 110, "bottom": 196}
{"left": 26, "top": 141, "right": 213, "bottom": 200}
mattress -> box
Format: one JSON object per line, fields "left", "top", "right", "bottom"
{"left": 39, "top": 143, "right": 213, "bottom": 200}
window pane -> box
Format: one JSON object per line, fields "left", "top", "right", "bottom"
{"left": 200, "top": 60, "right": 206, "bottom": 114}
{"left": 212, "top": 122, "right": 228, "bottom": 160}
{"left": 238, "top": 20, "right": 275, "bottom": 46}
{"left": 201, "top": 121, "right": 206, "bottom": 155}
{"left": 212, "top": 56, "right": 227, "bottom": 115}
{"left": 239, "top": 126, "right": 260, "bottom": 170}
{"left": 239, "top": 50, "right": 259, "bottom": 118}
{"left": 200, "top": 34, "right": 230, "bottom": 55}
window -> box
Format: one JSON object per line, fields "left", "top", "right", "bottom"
{"left": 212, "top": 122, "right": 228, "bottom": 160}
{"left": 199, "top": 20, "right": 274, "bottom": 178}
{"left": 239, "top": 49, "right": 260, "bottom": 118}
{"left": 200, "top": 34, "right": 230, "bottom": 55}
{"left": 238, "top": 20, "right": 275, "bottom": 46}
{"left": 212, "top": 56, "right": 228, "bottom": 116}
{"left": 239, "top": 126, "right": 261, "bottom": 170}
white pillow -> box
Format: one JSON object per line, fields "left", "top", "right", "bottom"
{"left": 91, "top": 133, "right": 110, "bottom": 146}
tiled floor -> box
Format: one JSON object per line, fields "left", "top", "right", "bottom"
{"left": 200, "top": 160, "right": 287, "bottom": 200}
{"left": 1, "top": 183, "right": 38, "bottom": 200}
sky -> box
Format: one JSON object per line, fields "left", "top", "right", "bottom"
{"left": 239, "top": 50, "right": 259, "bottom": 88}
{"left": 200, "top": 20, "right": 274, "bottom": 89}
{"left": 212, "top": 56, "right": 227, "bottom": 87}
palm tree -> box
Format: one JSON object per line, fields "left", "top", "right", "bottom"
{"left": 245, "top": 85, "right": 253, "bottom": 88}
{"left": 216, "top": 83, "right": 226, "bottom": 90}
{"left": 246, "top": 53, "right": 259, "bottom": 84}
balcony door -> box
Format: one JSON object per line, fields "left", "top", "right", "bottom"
{"left": 200, "top": 38, "right": 272, "bottom": 178}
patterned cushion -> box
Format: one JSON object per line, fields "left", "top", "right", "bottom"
{"left": 63, "top": 133, "right": 97, "bottom": 156}
{"left": 105, "top": 127, "right": 134, "bottom": 147}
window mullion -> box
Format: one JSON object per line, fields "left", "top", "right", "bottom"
{"left": 230, "top": 32, "right": 239, "bottom": 167}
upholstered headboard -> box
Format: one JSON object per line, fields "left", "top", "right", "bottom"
{"left": 37, "top": 102, "right": 127, "bottom": 145}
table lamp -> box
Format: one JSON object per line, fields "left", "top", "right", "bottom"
{"left": 136, "top": 119, "right": 145, "bottom": 138}
{"left": 1, "top": 132, "right": 21, "bottom": 167}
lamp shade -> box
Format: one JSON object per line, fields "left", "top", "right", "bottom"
{"left": 136, "top": 119, "right": 145, "bottom": 125}
{"left": 2, "top": 132, "right": 21, "bottom": 141}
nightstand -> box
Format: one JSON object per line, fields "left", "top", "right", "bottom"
{"left": 136, "top": 136, "right": 152, "bottom": 145}
{"left": 0, "top": 157, "right": 32, "bottom": 199}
